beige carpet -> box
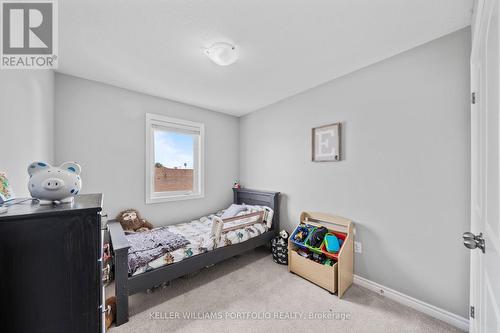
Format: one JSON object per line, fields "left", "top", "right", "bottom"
{"left": 108, "top": 247, "right": 464, "bottom": 333}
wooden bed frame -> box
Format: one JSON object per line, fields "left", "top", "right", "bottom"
{"left": 108, "top": 188, "right": 280, "bottom": 326}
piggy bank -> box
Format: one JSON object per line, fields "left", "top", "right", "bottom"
{"left": 27, "top": 161, "right": 82, "bottom": 204}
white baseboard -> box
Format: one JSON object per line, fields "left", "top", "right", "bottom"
{"left": 353, "top": 275, "right": 469, "bottom": 332}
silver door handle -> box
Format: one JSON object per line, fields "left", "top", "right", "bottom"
{"left": 462, "top": 232, "right": 485, "bottom": 253}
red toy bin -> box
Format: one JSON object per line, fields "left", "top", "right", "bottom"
{"left": 320, "top": 231, "right": 347, "bottom": 259}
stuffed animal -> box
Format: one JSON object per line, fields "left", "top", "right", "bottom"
{"left": 105, "top": 296, "right": 116, "bottom": 331}
{"left": 116, "top": 209, "right": 153, "bottom": 232}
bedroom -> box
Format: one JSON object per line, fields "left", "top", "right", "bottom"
{"left": 0, "top": 0, "right": 498, "bottom": 332}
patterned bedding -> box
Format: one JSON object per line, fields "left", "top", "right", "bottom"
{"left": 129, "top": 205, "right": 273, "bottom": 276}
{"left": 127, "top": 228, "right": 190, "bottom": 275}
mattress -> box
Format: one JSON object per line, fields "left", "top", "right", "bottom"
{"left": 130, "top": 206, "right": 271, "bottom": 276}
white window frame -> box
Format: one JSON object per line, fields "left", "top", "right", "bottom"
{"left": 146, "top": 113, "right": 205, "bottom": 204}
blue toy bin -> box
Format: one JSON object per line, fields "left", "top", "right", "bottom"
{"left": 290, "top": 224, "right": 315, "bottom": 249}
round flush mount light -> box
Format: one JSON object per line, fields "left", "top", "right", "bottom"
{"left": 204, "top": 42, "right": 238, "bottom": 66}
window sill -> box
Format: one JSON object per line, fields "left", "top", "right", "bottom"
{"left": 146, "top": 192, "right": 205, "bottom": 204}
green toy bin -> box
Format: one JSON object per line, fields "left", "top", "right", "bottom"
{"left": 304, "top": 228, "right": 323, "bottom": 254}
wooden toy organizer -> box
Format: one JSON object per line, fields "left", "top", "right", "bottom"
{"left": 288, "top": 212, "right": 354, "bottom": 297}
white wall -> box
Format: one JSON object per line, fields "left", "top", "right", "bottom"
{"left": 54, "top": 74, "right": 239, "bottom": 225}
{"left": 240, "top": 28, "right": 471, "bottom": 317}
{"left": 0, "top": 71, "right": 54, "bottom": 197}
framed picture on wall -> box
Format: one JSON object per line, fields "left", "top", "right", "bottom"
{"left": 312, "top": 122, "right": 342, "bottom": 162}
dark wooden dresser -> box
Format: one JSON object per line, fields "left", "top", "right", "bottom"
{"left": 0, "top": 194, "right": 104, "bottom": 333}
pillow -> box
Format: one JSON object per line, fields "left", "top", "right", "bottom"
{"left": 221, "top": 204, "right": 248, "bottom": 219}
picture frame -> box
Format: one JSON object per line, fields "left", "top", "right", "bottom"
{"left": 312, "top": 122, "right": 342, "bottom": 162}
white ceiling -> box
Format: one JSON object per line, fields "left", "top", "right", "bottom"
{"left": 58, "top": 0, "right": 473, "bottom": 116}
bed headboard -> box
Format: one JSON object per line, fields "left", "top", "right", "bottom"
{"left": 233, "top": 188, "right": 280, "bottom": 232}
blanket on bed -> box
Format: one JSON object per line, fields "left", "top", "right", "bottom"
{"left": 127, "top": 227, "right": 190, "bottom": 274}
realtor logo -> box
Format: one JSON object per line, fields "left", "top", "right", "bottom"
{"left": 1, "top": 0, "right": 58, "bottom": 69}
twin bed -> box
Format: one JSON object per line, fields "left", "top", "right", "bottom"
{"left": 108, "top": 188, "right": 280, "bottom": 326}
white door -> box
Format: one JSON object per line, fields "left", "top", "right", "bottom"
{"left": 469, "top": 0, "right": 500, "bottom": 332}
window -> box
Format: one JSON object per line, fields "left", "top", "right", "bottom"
{"left": 146, "top": 113, "right": 204, "bottom": 203}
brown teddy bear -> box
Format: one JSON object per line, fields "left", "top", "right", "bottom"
{"left": 116, "top": 209, "right": 153, "bottom": 232}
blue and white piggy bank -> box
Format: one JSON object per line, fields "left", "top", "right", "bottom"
{"left": 27, "top": 161, "right": 82, "bottom": 204}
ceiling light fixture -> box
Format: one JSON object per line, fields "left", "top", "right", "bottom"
{"left": 205, "top": 42, "right": 238, "bottom": 66}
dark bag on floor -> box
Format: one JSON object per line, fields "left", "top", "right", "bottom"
{"left": 271, "top": 236, "right": 288, "bottom": 265}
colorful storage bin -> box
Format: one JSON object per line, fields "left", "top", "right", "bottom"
{"left": 290, "top": 224, "right": 315, "bottom": 248}
{"left": 288, "top": 212, "right": 354, "bottom": 297}
{"left": 320, "top": 231, "right": 347, "bottom": 259}
{"left": 304, "top": 229, "right": 324, "bottom": 254}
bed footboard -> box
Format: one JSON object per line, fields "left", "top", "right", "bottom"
{"left": 107, "top": 221, "right": 130, "bottom": 326}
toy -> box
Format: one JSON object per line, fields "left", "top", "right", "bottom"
{"left": 105, "top": 296, "right": 116, "bottom": 331}
{"left": 102, "top": 244, "right": 113, "bottom": 285}
{"left": 308, "top": 226, "right": 328, "bottom": 247}
{"left": 297, "top": 248, "right": 309, "bottom": 258}
{"left": 0, "top": 172, "right": 15, "bottom": 203}
{"left": 312, "top": 252, "right": 326, "bottom": 263}
{"left": 324, "top": 259, "right": 333, "bottom": 266}
{"left": 293, "top": 226, "right": 310, "bottom": 243}
{"left": 233, "top": 181, "right": 241, "bottom": 189}
{"left": 116, "top": 209, "right": 153, "bottom": 233}
{"left": 279, "top": 229, "right": 289, "bottom": 239}
{"left": 294, "top": 231, "right": 304, "bottom": 241}
{"left": 27, "top": 161, "right": 82, "bottom": 205}
{"left": 325, "top": 234, "right": 341, "bottom": 253}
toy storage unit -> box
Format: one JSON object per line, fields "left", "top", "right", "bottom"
{"left": 288, "top": 212, "right": 354, "bottom": 297}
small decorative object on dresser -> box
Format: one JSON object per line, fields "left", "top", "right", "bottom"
{"left": 312, "top": 122, "right": 342, "bottom": 162}
{"left": 0, "top": 171, "right": 15, "bottom": 204}
{"left": 27, "top": 161, "right": 82, "bottom": 204}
